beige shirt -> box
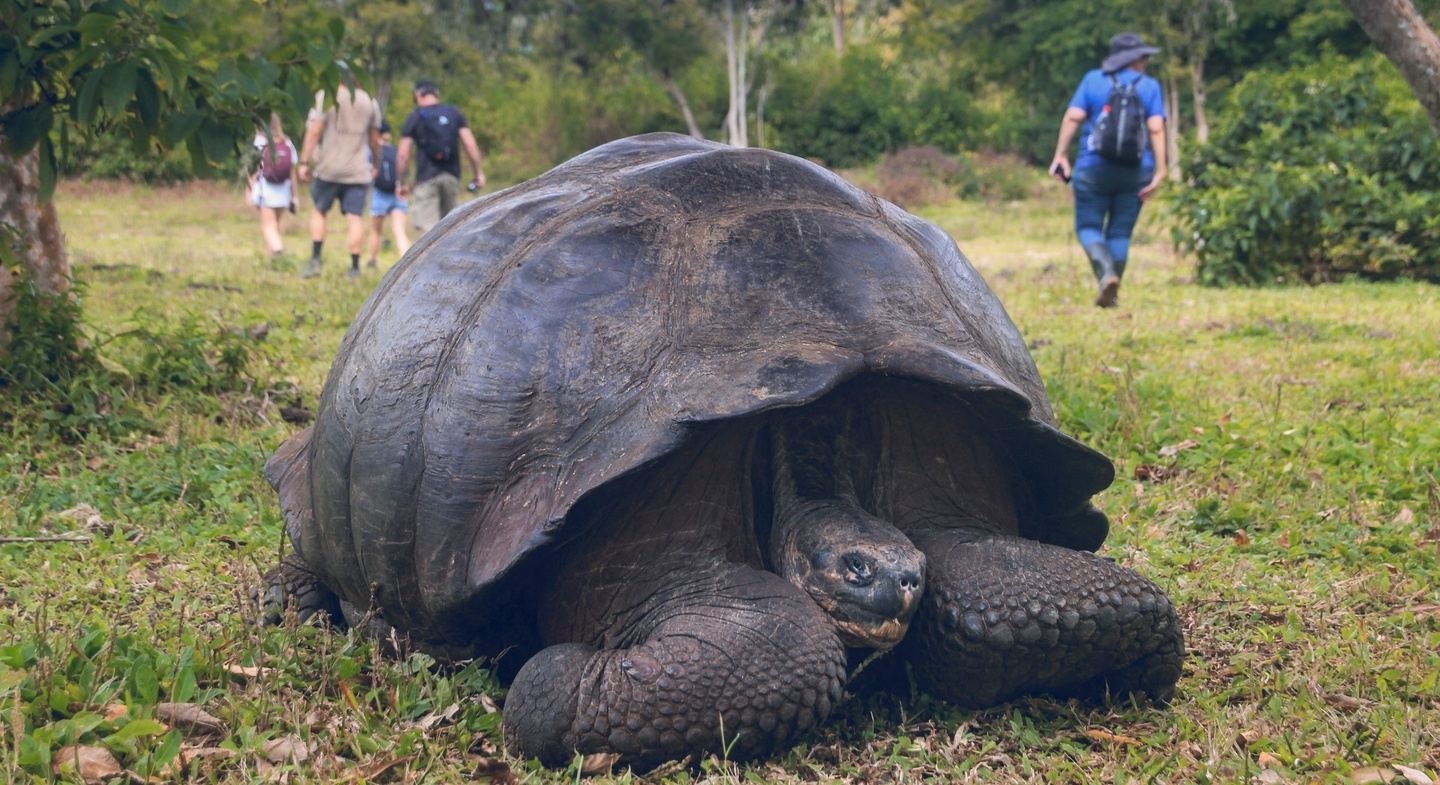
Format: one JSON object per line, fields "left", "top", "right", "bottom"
{"left": 309, "top": 86, "right": 381, "bottom": 185}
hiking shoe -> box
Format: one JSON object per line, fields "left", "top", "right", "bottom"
{"left": 366, "top": 258, "right": 378, "bottom": 269}
{"left": 346, "top": 267, "right": 361, "bottom": 279}
{"left": 1096, "top": 275, "right": 1120, "bottom": 308}
{"left": 301, "top": 257, "right": 323, "bottom": 278}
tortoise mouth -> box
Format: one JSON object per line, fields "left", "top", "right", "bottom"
{"left": 812, "top": 593, "right": 917, "bottom": 650}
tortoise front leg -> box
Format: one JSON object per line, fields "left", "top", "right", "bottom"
{"left": 900, "top": 529, "right": 1183, "bottom": 707}
{"left": 258, "top": 553, "right": 343, "bottom": 626}
{"left": 503, "top": 565, "right": 846, "bottom": 769}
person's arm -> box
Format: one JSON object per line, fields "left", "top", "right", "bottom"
{"left": 369, "top": 126, "right": 382, "bottom": 180}
{"left": 1050, "top": 106, "right": 1087, "bottom": 182}
{"left": 459, "top": 127, "right": 485, "bottom": 191}
{"left": 395, "top": 137, "right": 413, "bottom": 198}
{"left": 297, "top": 117, "right": 323, "bottom": 183}
{"left": 1139, "top": 116, "right": 1167, "bottom": 201}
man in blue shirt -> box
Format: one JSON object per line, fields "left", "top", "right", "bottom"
{"left": 1050, "top": 33, "right": 1168, "bottom": 308}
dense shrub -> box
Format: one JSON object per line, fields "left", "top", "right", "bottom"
{"left": 1170, "top": 55, "right": 1440, "bottom": 285}
{"left": 767, "top": 46, "right": 981, "bottom": 168}
{"left": 873, "top": 146, "right": 966, "bottom": 208}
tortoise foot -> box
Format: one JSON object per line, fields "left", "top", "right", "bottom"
{"left": 258, "top": 553, "right": 343, "bottom": 627}
{"left": 901, "top": 531, "right": 1183, "bottom": 707}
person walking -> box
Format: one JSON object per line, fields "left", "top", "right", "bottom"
{"left": 395, "top": 80, "right": 486, "bottom": 233}
{"left": 246, "top": 112, "right": 297, "bottom": 261}
{"left": 366, "top": 120, "right": 412, "bottom": 269}
{"left": 1050, "top": 32, "right": 1167, "bottom": 308}
{"left": 297, "top": 84, "right": 383, "bottom": 279}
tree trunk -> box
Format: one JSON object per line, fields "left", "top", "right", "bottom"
{"left": 0, "top": 133, "right": 69, "bottom": 351}
{"left": 736, "top": 5, "right": 749, "bottom": 147}
{"left": 724, "top": 0, "right": 741, "bottom": 145}
{"left": 1190, "top": 57, "right": 1209, "bottom": 143}
{"left": 663, "top": 76, "right": 704, "bottom": 138}
{"left": 756, "top": 80, "right": 770, "bottom": 148}
{"left": 1165, "top": 72, "right": 1183, "bottom": 180}
{"left": 1342, "top": 0, "right": 1440, "bottom": 134}
{"left": 831, "top": 0, "right": 846, "bottom": 55}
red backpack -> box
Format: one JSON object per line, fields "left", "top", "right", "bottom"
{"left": 261, "top": 141, "right": 294, "bottom": 184}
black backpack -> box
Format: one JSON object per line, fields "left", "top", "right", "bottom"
{"left": 1090, "top": 75, "right": 1147, "bottom": 165}
{"left": 412, "top": 106, "right": 459, "bottom": 164}
{"left": 374, "top": 145, "right": 398, "bottom": 192}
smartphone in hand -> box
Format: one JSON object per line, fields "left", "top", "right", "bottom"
{"left": 1050, "top": 162, "right": 1071, "bottom": 183}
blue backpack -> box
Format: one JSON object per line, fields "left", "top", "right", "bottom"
{"left": 374, "top": 144, "right": 399, "bottom": 192}
{"left": 1090, "top": 75, "right": 1147, "bottom": 166}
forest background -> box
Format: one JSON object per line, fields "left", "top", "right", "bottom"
{"left": 55, "top": 0, "right": 1414, "bottom": 183}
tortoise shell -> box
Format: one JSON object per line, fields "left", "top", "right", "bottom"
{"left": 267, "top": 133, "right": 1114, "bottom": 643}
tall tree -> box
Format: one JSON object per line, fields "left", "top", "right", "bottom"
{"left": 1342, "top": 0, "right": 1440, "bottom": 133}
{"left": 0, "top": 0, "right": 350, "bottom": 344}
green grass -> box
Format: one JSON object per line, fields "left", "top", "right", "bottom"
{"left": 2, "top": 179, "right": 1437, "bottom": 783}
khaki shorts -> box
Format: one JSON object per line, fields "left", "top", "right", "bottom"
{"left": 411, "top": 174, "right": 460, "bottom": 232}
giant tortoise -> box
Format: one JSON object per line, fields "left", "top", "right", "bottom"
{"left": 262, "top": 133, "right": 1183, "bottom": 768}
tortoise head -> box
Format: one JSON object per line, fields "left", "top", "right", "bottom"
{"left": 773, "top": 501, "right": 926, "bottom": 650}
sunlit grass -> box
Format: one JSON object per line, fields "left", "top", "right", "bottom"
{"left": 2, "top": 178, "right": 1436, "bottom": 783}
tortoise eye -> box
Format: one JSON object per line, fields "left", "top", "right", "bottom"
{"left": 843, "top": 554, "right": 874, "bottom": 585}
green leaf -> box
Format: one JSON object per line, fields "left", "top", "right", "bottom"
{"left": 134, "top": 68, "right": 159, "bottom": 131}
{"left": 76, "top": 13, "right": 118, "bottom": 45}
{"left": 107, "top": 718, "right": 167, "bottom": 743}
{"left": 130, "top": 658, "right": 159, "bottom": 704}
{"left": 75, "top": 70, "right": 104, "bottom": 124}
{"left": 0, "top": 49, "right": 18, "bottom": 98}
{"left": 327, "top": 16, "right": 345, "bottom": 44}
{"left": 163, "top": 109, "right": 203, "bottom": 146}
{"left": 103, "top": 62, "right": 138, "bottom": 116}
{"left": 159, "top": 0, "right": 190, "bottom": 17}
{"left": 28, "top": 24, "right": 76, "bottom": 48}
{"left": 197, "top": 119, "right": 232, "bottom": 164}
{"left": 37, "top": 135, "right": 56, "bottom": 203}
{"left": 2, "top": 104, "right": 53, "bottom": 155}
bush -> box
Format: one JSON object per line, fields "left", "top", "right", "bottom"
{"left": 768, "top": 46, "right": 981, "bottom": 169}
{"left": 1169, "top": 55, "right": 1440, "bottom": 285}
{"left": 873, "top": 146, "right": 967, "bottom": 208}
{"left": 1, "top": 267, "right": 266, "bottom": 442}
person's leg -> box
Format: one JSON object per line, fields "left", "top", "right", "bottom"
{"left": 389, "top": 209, "right": 412, "bottom": 256}
{"left": 410, "top": 178, "right": 440, "bottom": 234}
{"left": 368, "top": 214, "right": 384, "bottom": 267}
{"left": 437, "top": 174, "right": 459, "bottom": 219}
{"left": 338, "top": 185, "right": 369, "bottom": 276}
{"left": 1103, "top": 167, "right": 1153, "bottom": 282}
{"left": 304, "top": 180, "right": 336, "bottom": 278}
{"left": 1072, "top": 167, "right": 1119, "bottom": 304}
{"left": 258, "top": 206, "right": 284, "bottom": 255}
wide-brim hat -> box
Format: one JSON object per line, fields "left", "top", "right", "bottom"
{"left": 1102, "top": 32, "right": 1160, "bottom": 73}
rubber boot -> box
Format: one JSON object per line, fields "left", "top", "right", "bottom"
{"left": 1084, "top": 243, "right": 1120, "bottom": 308}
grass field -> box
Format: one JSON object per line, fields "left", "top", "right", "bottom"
{"left": 2, "top": 176, "right": 1437, "bottom": 784}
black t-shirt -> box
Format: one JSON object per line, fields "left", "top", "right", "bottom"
{"left": 401, "top": 103, "right": 468, "bottom": 183}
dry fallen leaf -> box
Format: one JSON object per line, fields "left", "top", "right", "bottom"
{"left": 1393, "top": 507, "right": 1416, "bottom": 525}
{"left": 180, "top": 746, "right": 238, "bottom": 766}
{"left": 52, "top": 745, "right": 123, "bottom": 784}
{"left": 157, "top": 702, "right": 226, "bottom": 737}
{"left": 1258, "top": 751, "right": 1282, "bottom": 769}
{"left": 102, "top": 703, "right": 130, "bottom": 722}
{"left": 581, "top": 752, "right": 621, "bottom": 774}
{"left": 477, "top": 693, "right": 499, "bottom": 714}
{"left": 1324, "top": 693, "right": 1373, "bottom": 711}
{"left": 1159, "top": 439, "right": 1199, "bottom": 458}
{"left": 471, "top": 756, "right": 518, "bottom": 784}
{"left": 262, "top": 736, "right": 313, "bottom": 764}
{"left": 1235, "top": 730, "right": 1259, "bottom": 749}
{"left": 1392, "top": 765, "right": 1436, "bottom": 785}
{"left": 1083, "top": 729, "right": 1142, "bottom": 746}
{"left": 1351, "top": 767, "right": 1402, "bottom": 784}
{"left": 1233, "top": 529, "right": 1251, "bottom": 547}
{"left": 351, "top": 756, "right": 414, "bottom": 782}
{"left": 224, "top": 662, "right": 275, "bottom": 679}
{"left": 1258, "top": 771, "right": 1284, "bottom": 785}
